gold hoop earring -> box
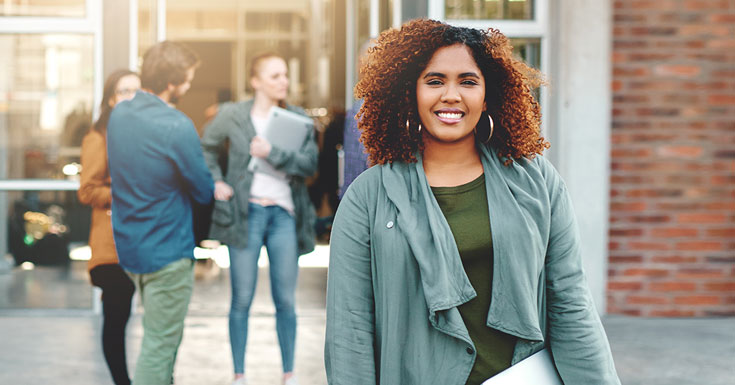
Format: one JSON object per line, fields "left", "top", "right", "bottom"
{"left": 488, "top": 114, "right": 494, "bottom": 139}
{"left": 405, "top": 119, "right": 410, "bottom": 131}
{"left": 474, "top": 113, "right": 494, "bottom": 144}
{"left": 417, "top": 123, "right": 422, "bottom": 133}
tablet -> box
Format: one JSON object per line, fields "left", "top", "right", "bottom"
{"left": 248, "top": 106, "right": 314, "bottom": 177}
{"left": 482, "top": 348, "right": 563, "bottom": 385}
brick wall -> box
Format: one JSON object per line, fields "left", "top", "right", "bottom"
{"left": 609, "top": 0, "right": 735, "bottom": 316}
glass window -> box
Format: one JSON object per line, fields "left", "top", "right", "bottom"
{"left": 445, "top": 0, "right": 534, "bottom": 20}
{"left": 0, "top": 34, "right": 94, "bottom": 181}
{"left": 0, "top": 35, "right": 94, "bottom": 308}
{"left": 510, "top": 37, "right": 541, "bottom": 69}
{"left": 0, "top": 0, "right": 86, "bottom": 17}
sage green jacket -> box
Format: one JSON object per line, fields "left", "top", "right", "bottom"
{"left": 325, "top": 145, "right": 620, "bottom": 384}
{"left": 200, "top": 100, "right": 317, "bottom": 255}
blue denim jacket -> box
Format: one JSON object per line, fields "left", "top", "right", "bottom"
{"left": 107, "top": 91, "right": 214, "bottom": 274}
{"left": 326, "top": 145, "right": 620, "bottom": 384}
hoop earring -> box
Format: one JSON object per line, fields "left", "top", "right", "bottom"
{"left": 488, "top": 114, "right": 494, "bottom": 139}
{"left": 405, "top": 119, "right": 410, "bottom": 131}
{"left": 474, "top": 113, "right": 494, "bottom": 144}
{"left": 417, "top": 123, "right": 422, "bottom": 133}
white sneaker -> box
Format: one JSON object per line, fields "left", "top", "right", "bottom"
{"left": 231, "top": 377, "right": 246, "bottom": 385}
{"left": 283, "top": 376, "right": 299, "bottom": 385}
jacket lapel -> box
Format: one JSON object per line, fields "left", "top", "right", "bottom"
{"left": 382, "top": 147, "right": 546, "bottom": 344}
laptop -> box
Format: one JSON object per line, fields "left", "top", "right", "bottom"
{"left": 481, "top": 348, "right": 563, "bottom": 385}
{"left": 247, "top": 106, "right": 314, "bottom": 177}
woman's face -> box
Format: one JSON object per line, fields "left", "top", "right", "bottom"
{"left": 110, "top": 74, "right": 141, "bottom": 107}
{"left": 416, "top": 44, "right": 486, "bottom": 146}
{"left": 251, "top": 57, "right": 289, "bottom": 102}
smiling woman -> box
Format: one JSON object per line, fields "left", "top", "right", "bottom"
{"left": 325, "top": 19, "right": 621, "bottom": 385}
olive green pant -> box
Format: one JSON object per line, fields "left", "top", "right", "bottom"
{"left": 128, "top": 258, "right": 194, "bottom": 385}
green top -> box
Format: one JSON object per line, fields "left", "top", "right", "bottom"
{"left": 432, "top": 174, "right": 517, "bottom": 384}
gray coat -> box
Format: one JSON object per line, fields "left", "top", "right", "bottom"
{"left": 201, "top": 100, "right": 317, "bottom": 255}
{"left": 325, "top": 145, "right": 620, "bottom": 384}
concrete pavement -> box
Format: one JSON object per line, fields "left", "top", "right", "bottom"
{"left": 1, "top": 262, "right": 733, "bottom": 385}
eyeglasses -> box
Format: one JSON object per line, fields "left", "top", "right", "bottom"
{"left": 115, "top": 88, "right": 138, "bottom": 96}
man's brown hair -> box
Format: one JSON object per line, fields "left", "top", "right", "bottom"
{"left": 141, "top": 41, "right": 200, "bottom": 94}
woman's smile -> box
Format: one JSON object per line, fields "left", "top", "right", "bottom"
{"left": 434, "top": 108, "right": 465, "bottom": 124}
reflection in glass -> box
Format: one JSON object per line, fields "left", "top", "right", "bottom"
{"left": 0, "top": 34, "right": 94, "bottom": 297}
{"left": 510, "top": 38, "right": 541, "bottom": 101}
{"left": 0, "top": 0, "right": 86, "bottom": 17}
{"left": 0, "top": 34, "right": 94, "bottom": 181}
{"left": 446, "top": 0, "right": 533, "bottom": 20}
{"left": 510, "top": 37, "right": 541, "bottom": 69}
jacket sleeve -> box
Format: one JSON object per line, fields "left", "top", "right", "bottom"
{"left": 77, "top": 132, "right": 111, "bottom": 209}
{"left": 265, "top": 114, "right": 318, "bottom": 178}
{"left": 200, "top": 103, "right": 233, "bottom": 182}
{"left": 542, "top": 160, "right": 621, "bottom": 385}
{"left": 168, "top": 119, "right": 214, "bottom": 205}
{"left": 325, "top": 180, "right": 376, "bottom": 384}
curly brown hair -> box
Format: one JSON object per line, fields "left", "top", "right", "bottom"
{"left": 355, "top": 19, "right": 549, "bottom": 165}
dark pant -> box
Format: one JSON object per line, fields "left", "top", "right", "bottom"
{"left": 90, "top": 264, "right": 136, "bottom": 385}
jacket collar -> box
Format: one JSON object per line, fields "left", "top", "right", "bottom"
{"left": 381, "top": 145, "right": 545, "bottom": 343}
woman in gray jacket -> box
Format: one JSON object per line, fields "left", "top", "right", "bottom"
{"left": 202, "top": 52, "right": 317, "bottom": 385}
{"left": 325, "top": 20, "right": 620, "bottom": 385}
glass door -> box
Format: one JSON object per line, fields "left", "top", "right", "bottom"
{"left": 0, "top": 0, "right": 102, "bottom": 311}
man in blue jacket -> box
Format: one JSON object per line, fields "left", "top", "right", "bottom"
{"left": 107, "top": 41, "right": 214, "bottom": 385}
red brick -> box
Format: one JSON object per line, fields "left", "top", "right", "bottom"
{"left": 678, "top": 25, "right": 731, "bottom": 37}
{"left": 675, "top": 242, "right": 723, "bottom": 251}
{"left": 650, "top": 309, "right": 696, "bottom": 317}
{"left": 711, "top": 175, "right": 735, "bottom": 185}
{"left": 708, "top": 39, "right": 735, "bottom": 49}
{"left": 712, "top": 70, "right": 735, "bottom": 78}
{"left": 677, "top": 213, "right": 727, "bottom": 224}
{"left": 682, "top": 81, "right": 728, "bottom": 90}
{"left": 707, "top": 228, "right": 735, "bottom": 237}
{"left": 631, "top": 27, "right": 677, "bottom": 36}
{"left": 651, "top": 255, "right": 699, "bottom": 264}
{"left": 624, "top": 268, "right": 670, "bottom": 277}
{"left": 651, "top": 228, "right": 698, "bottom": 238}
{"left": 610, "top": 255, "right": 645, "bottom": 264}
{"left": 710, "top": 14, "right": 735, "bottom": 23}
{"left": 631, "top": 0, "right": 678, "bottom": 10}
{"left": 611, "top": 202, "right": 647, "bottom": 212}
{"left": 629, "top": 215, "right": 671, "bottom": 223}
{"left": 708, "top": 95, "right": 735, "bottom": 105}
{"left": 674, "top": 296, "right": 721, "bottom": 305}
{"left": 625, "top": 189, "right": 683, "bottom": 198}
{"left": 610, "top": 228, "right": 645, "bottom": 237}
{"left": 676, "top": 269, "right": 725, "bottom": 280}
{"left": 611, "top": 148, "right": 652, "bottom": 158}
{"left": 608, "top": 281, "right": 643, "bottom": 291}
{"left": 654, "top": 65, "right": 701, "bottom": 78}
{"left": 684, "top": 0, "right": 731, "bottom": 10}
{"left": 629, "top": 242, "right": 672, "bottom": 251}
{"left": 657, "top": 146, "right": 704, "bottom": 158}
{"left": 705, "top": 202, "right": 735, "bottom": 210}
{"left": 628, "top": 295, "right": 669, "bottom": 305}
{"left": 704, "top": 282, "right": 735, "bottom": 292}
{"left": 650, "top": 282, "right": 697, "bottom": 291}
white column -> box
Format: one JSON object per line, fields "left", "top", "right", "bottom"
{"left": 549, "top": 0, "right": 612, "bottom": 314}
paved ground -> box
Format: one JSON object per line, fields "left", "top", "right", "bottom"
{"left": 1, "top": 261, "right": 734, "bottom": 385}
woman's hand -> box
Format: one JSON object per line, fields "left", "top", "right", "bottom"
{"left": 214, "top": 180, "right": 234, "bottom": 201}
{"left": 250, "top": 136, "right": 272, "bottom": 159}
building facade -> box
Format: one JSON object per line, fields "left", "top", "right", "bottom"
{"left": 1, "top": 0, "right": 732, "bottom": 316}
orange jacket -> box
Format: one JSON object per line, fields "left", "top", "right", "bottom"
{"left": 78, "top": 130, "right": 118, "bottom": 271}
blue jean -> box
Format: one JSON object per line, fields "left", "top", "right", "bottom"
{"left": 229, "top": 203, "right": 299, "bottom": 374}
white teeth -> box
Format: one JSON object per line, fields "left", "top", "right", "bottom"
{"left": 437, "top": 112, "right": 463, "bottom": 119}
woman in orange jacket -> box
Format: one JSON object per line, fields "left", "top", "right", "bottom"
{"left": 78, "top": 69, "right": 140, "bottom": 385}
